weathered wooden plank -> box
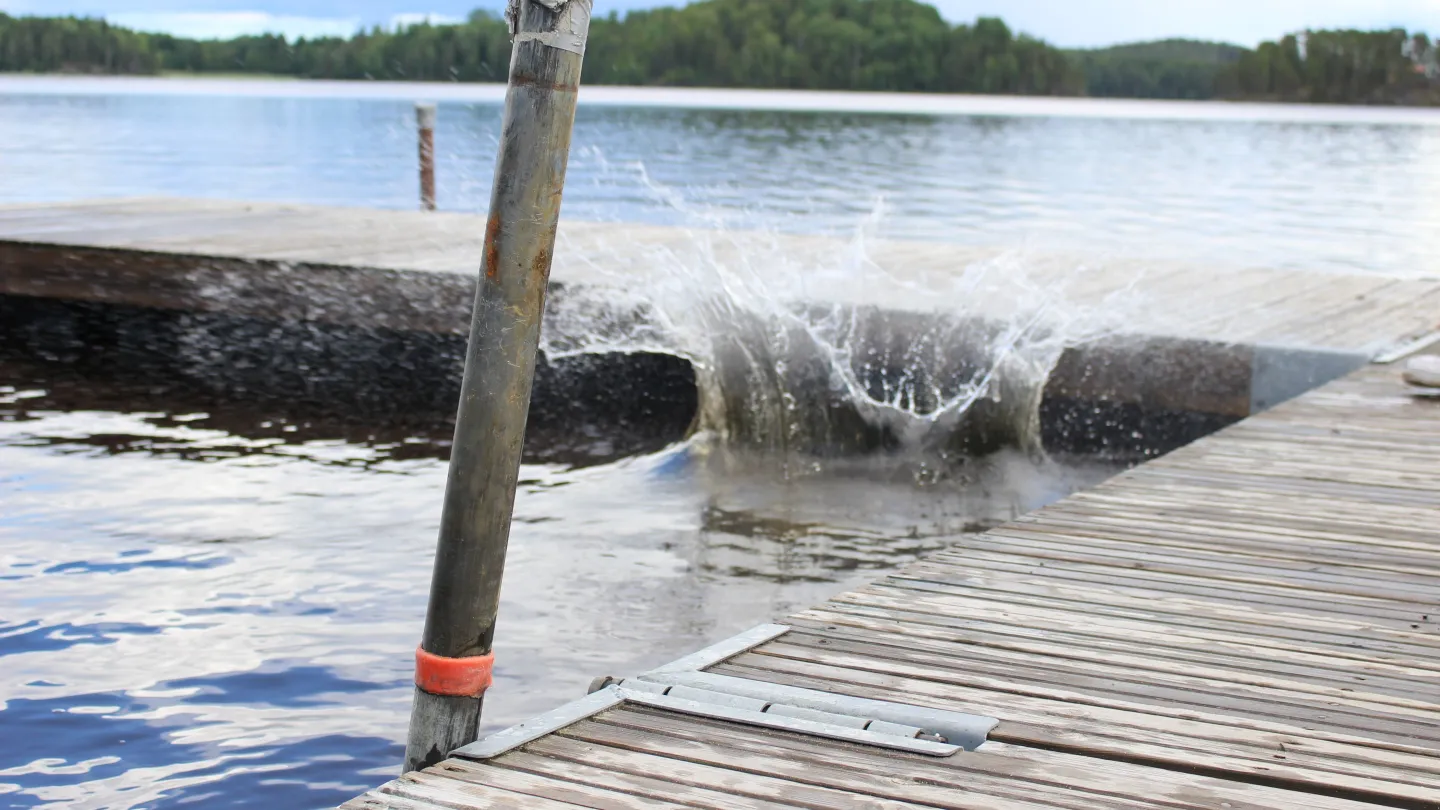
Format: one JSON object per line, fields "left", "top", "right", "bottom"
{"left": 1021, "top": 506, "right": 1440, "bottom": 564}
{"left": 428, "top": 757, "right": 695, "bottom": 810}
{"left": 562, "top": 709, "right": 1154, "bottom": 810}
{"left": 342, "top": 790, "right": 452, "bottom": 810}
{"left": 528, "top": 728, "right": 960, "bottom": 810}
{"left": 787, "top": 610, "right": 1439, "bottom": 703}
{"left": 748, "top": 638, "right": 1440, "bottom": 746}
{"left": 874, "top": 576, "right": 1440, "bottom": 654}
{"left": 951, "top": 531, "right": 1440, "bottom": 598}
{"left": 1310, "top": 290, "right": 1440, "bottom": 347}
{"left": 870, "top": 583, "right": 1440, "bottom": 678}
{"left": 832, "top": 586, "right": 1440, "bottom": 676}
{"left": 362, "top": 770, "right": 592, "bottom": 809}
{"left": 1030, "top": 501, "right": 1440, "bottom": 557}
{"left": 992, "top": 524, "right": 1437, "bottom": 579}
{"left": 134, "top": 221, "right": 465, "bottom": 259}
{"left": 713, "top": 659, "right": 1440, "bottom": 804}
{"left": 1236, "top": 278, "right": 1408, "bottom": 346}
{"left": 724, "top": 644, "right": 1440, "bottom": 774}
{"left": 1056, "top": 485, "right": 1440, "bottom": 542}
{"left": 782, "top": 617, "right": 1438, "bottom": 711}
{"left": 1221, "top": 419, "right": 1440, "bottom": 446}
{"left": 457, "top": 753, "right": 799, "bottom": 810}
{"left": 5, "top": 198, "right": 1440, "bottom": 355}
{"left": 586, "top": 705, "right": 1401, "bottom": 810}
{"left": 1083, "top": 465, "right": 1439, "bottom": 507}
{"left": 0, "top": 197, "right": 226, "bottom": 223}
{"left": 1180, "top": 444, "right": 1440, "bottom": 478}
{"left": 1176, "top": 452, "right": 1440, "bottom": 492}
{"left": 0, "top": 205, "right": 304, "bottom": 246}
{"left": 810, "top": 592, "right": 1440, "bottom": 684}
{"left": 977, "top": 741, "right": 1388, "bottom": 810}
{"left": 907, "top": 551, "right": 1439, "bottom": 619}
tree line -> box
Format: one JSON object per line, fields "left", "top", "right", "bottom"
{"left": 3, "top": 0, "right": 1439, "bottom": 104}
{"left": 1220, "top": 29, "right": 1440, "bottom": 104}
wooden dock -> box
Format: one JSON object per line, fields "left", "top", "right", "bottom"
{"left": 1, "top": 199, "right": 1438, "bottom": 807}
{"left": 344, "top": 355, "right": 1440, "bottom": 809}
{"left": 4, "top": 197, "right": 1440, "bottom": 440}
{"left": 1, "top": 197, "right": 1438, "bottom": 355}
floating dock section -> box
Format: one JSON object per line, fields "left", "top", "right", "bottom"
{"left": 3, "top": 197, "right": 1440, "bottom": 455}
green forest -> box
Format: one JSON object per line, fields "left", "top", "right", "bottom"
{"left": 3, "top": 0, "right": 1439, "bottom": 104}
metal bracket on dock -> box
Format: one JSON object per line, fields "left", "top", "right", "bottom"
{"left": 453, "top": 623, "right": 998, "bottom": 761}
{"left": 1375, "top": 330, "right": 1440, "bottom": 364}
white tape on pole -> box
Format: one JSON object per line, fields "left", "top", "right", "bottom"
{"left": 507, "top": 0, "right": 593, "bottom": 55}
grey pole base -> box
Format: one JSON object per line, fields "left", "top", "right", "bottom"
{"left": 404, "top": 687, "right": 483, "bottom": 773}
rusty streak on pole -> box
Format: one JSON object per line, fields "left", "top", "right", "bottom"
{"left": 416, "top": 102, "right": 437, "bottom": 211}
{"left": 403, "top": 0, "right": 591, "bottom": 774}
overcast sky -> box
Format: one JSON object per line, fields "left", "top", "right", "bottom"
{"left": 5, "top": 0, "right": 1440, "bottom": 48}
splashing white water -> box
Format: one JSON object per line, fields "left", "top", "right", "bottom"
{"left": 543, "top": 162, "right": 1146, "bottom": 465}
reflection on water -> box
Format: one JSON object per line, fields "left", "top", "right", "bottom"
{"left": 0, "top": 369, "right": 1122, "bottom": 808}
{"left": 3, "top": 78, "right": 1440, "bottom": 277}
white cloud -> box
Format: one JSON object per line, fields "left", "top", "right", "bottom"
{"left": 104, "top": 11, "right": 362, "bottom": 41}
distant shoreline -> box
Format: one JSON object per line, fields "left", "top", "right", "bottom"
{"left": 7, "top": 7, "right": 1439, "bottom": 106}
{"left": 5, "top": 74, "right": 1440, "bottom": 127}
{"left": 157, "top": 70, "right": 301, "bottom": 81}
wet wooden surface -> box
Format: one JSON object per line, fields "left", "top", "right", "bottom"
{"left": 343, "top": 360, "right": 1439, "bottom": 807}
{"left": 1, "top": 198, "right": 1437, "bottom": 355}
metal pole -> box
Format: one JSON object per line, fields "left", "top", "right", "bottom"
{"left": 403, "top": 0, "right": 592, "bottom": 774}
{"left": 416, "top": 102, "right": 437, "bottom": 211}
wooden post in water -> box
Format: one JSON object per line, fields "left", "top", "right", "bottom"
{"left": 403, "top": 0, "right": 592, "bottom": 774}
{"left": 416, "top": 102, "right": 437, "bottom": 211}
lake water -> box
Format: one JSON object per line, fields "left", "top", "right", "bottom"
{"left": 3, "top": 76, "right": 1440, "bottom": 277}
{"left": 0, "top": 356, "right": 1117, "bottom": 808}
{"left": 1, "top": 77, "right": 1437, "bottom": 809}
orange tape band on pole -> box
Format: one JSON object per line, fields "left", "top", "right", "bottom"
{"left": 414, "top": 647, "right": 494, "bottom": 697}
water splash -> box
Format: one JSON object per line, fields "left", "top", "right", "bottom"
{"left": 543, "top": 163, "right": 1145, "bottom": 468}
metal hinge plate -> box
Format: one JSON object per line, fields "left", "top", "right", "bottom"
{"left": 455, "top": 623, "right": 998, "bottom": 761}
